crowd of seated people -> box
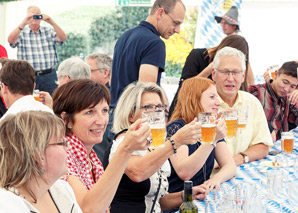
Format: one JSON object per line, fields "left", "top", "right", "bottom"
{"left": 1, "top": 1, "right": 298, "bottom": 212}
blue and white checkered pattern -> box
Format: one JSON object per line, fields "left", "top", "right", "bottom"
{"left": 10, "top": 26, "right": 62, "bottom": 71}
{"left": 193, "top": 127, "right": 298, "bottom": 213}
{"left": 194, "top": 0, "right": 242, "bottom": 48}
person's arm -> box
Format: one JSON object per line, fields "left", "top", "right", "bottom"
{"left": 197, "top": 62, "right": 213, "bottom": 78}
{"left": 160, "top": 184, "right": 209, "bottom": 210}
{"left": 42, "top": 14, "right": 67, "bottom": 42}
{"left": 233, "top": 143, "right": 269, "bottom": 166}
{"left": 8, "top": 13, "right": 33, "bottom": 44}
{"left": 204, "top": 142, "right": 236, "bottom": 190}
{"left": 246, "top": 62, "right": 255, "bottom": 86}
{"left": 169, "top": 116, "right": 226, "bottom": 181}
{"left": 68, "top": 119, "right": 150, "bottom": 212}
{"left": 138, "top": 64, "right": 159, "bottom": 83}
{"left": 125, "top": 119, "right": 201, "bottom": 182}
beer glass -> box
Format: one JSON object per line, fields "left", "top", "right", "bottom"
{"left": 269, "top": 65, "right": 279, "bottom": 80}
{"left": 198, "top": 112, "right": 216, "bottom": 144}
{"left": 281, "top": 132, "right": 294, "bottom": 154}
{"left": 223, "top": 110, "right": 238, "bottom": 138}
{"left": 237, "top": 105, "right": 248, "bottom": 129}
{"left": 33, "top": 89, "right": 40, "bottom": 101}
{"left": 142, "top": 110, "right": 166, "bottom": 149}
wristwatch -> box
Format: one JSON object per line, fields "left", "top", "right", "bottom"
{"left": 240, "top": 152, "right": 249, "bottom": 163}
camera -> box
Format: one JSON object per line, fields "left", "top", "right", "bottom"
{"left": 33, "top": 15, "right": 43, "bottom": 20}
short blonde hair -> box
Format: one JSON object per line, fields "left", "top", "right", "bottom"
{"left": 113, "top": 82, "right": 167, "bottom": 133}
{"left": 0, "top": 111, "right": 65, "bottom": 203}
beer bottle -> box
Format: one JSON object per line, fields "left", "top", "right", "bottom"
{"left": 179, "top": 181, "right": 198, "bottom": 213}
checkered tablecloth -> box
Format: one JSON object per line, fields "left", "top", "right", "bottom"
{"left": 193, "top": 128, "right": 298, "bottom": 212}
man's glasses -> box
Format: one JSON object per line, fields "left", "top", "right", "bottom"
{"left": 140, "top": 104, "right": 167, "bottom": 111}
{"left": 165, "top": 13, "right": 182, "bottom": 28}
{"left": 216, "top": 69, "right": 243, "bottom": 77}
{"left": 48, "top": 138, "right": 68, "bottom": 148}
{"left": 91, "top": 68, "right": 106, "bottom": 72}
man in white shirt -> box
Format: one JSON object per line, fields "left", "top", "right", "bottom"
{"left": 211, "top": 47, "right": 273, "bottom": 165}
{"left": 0, "top": 59, "right": 53, "bottom": 121}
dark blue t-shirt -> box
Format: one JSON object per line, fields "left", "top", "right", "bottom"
{"left": 110, "top": 21, "right": 165, "bottom": 107}
{"left": 166, "top": 119, "right": 225, "bottom": 213}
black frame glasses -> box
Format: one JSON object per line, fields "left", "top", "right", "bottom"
{"left": 140, "top": 104, "right": 167, "bottom": 111}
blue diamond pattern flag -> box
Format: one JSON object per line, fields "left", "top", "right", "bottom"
{"left": 194, "top": 0, "right": 242, "bottom": 48}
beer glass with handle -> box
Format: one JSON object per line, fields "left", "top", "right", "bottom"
{"left": 198, "top": 112, "right": 216, "bottom": 144}
{"left": 236, "top": 105, "right": 249, "bottom": 135}
{"left": 281, "top": 132, "right": 294, "bottom": 154}
{"left": 142, "top": 110, "right": 166, "bottom": 150}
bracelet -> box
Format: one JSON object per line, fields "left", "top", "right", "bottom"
{"left": 18, "top": 26, "right": 23, "bottom": 31}
{"left": 181, "top": 191, "right": 184, "bottom": 202}
{"left": 168, "top": 137, "right": 177, "bottom": 154}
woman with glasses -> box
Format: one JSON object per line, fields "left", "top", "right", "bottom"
{"left": 104, "top": 81, "right": 209, "bottom": 213}
{"left": 169, "top": 34, "right": 253, "bottom": 118}
{"left": 0, "top": 111, "right": 82, "bottom": 212}
{"left": 165, "top": 77, "right": 236, "bottom": 213}
{"left": 52, "top": 79, "right": 150, "bottom": 212}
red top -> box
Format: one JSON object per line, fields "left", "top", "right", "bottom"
{"left": 0, "top": 45, "right": 8, "bottom": 58}
{"left": 64, "top": 133, "right": 104, "bottom": 190}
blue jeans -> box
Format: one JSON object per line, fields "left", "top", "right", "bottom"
{"left": 35, "top": 69, "right": 58, "bottom": 95}
{"left": 93, "top": 107, "right": 115, "bottom": 162}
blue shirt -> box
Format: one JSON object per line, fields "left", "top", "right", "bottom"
{"left": 10, "top": 26, "right": 62, "bottom": 71}
{"left": 110, "top": 21, "right": 165, "bottom": 107}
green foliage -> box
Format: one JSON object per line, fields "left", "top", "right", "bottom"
{"left": 56, "top": 32, "right": 88, "bottom": 64}
{"left": 89, "top": 6, "right": 149, "bottom": 52}
{"left": 165, "top": 61, "right": 184, "bottom": 77}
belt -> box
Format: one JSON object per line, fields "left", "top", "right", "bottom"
{"left": 35, "top": 68, "right": 53, "bottom": 76}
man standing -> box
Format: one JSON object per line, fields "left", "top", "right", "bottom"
{"left": 111, "top": 0, "right": 186, "bottom": 108}
{"left": 249, "top": 61, "right": 298, "bottom": 141}
{"left": 8, "top": 6, "right": 66, "bottom": 95}
{"left": 215, "top": 6, "right": 239, "bottom": 36}
{"left": 0, "top": 60, "right": 53, "bottom": 121}
{"left": 211, "top": 47, "right": 273, "bottom": 165}
{"left": 86, "top": 53, "right": 112, "bottom": 89}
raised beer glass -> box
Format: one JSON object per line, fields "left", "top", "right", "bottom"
{"left": 142, "top": 110, "right": 166, "bottom": 150}
{"left": 223, "top": 110, "right": 238, "bottom": 139}
{"left": 198, "top": 112, "right": 216, "bottom": 144}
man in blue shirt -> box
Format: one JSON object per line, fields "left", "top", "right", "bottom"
{"left": 100, "top": 0, "right": 186, "bottom": 159}
{"left": 8, "top": 6, "right": 67, "bottom": 95}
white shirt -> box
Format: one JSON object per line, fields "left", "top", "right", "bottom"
{"left": 1, "top": 95, "right": 53, "bottom": 121}
{"left": 0, "top": 180, "right": 82, "bottom": 213}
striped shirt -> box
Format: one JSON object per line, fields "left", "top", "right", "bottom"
{"left": 249, "top": 81, "right": 298, "bottom": 140}
{"left": 10, "top": 26, "right": 62, "bottom": 71}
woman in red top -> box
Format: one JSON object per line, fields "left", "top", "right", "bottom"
{"left": 53, "top": 79, "right": 151, "bottom": 212}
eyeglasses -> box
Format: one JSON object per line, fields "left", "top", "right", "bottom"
{"left": 140, "top": 104, "right": 167, "bottom": 111}
{"left": 91, "top": 68, "right": 105, "bottom": 72}
{"left": 215, "top": 69, "right": 243, "bottom": 77}
{"left": 165, "top": 12, "right": 182, "bottom": 28}
{"left": 48, "top": 138, "right": 68, "bottom": 148}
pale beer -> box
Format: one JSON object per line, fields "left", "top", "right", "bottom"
{"left": 238, "top": 123, "right": 246, "bottom": 128}
{"left": 151, "top": 127, "right": 166, "bottom": 148}
{"left": 201, "top": 124, "right": 216, "bottom": 143}
{"left": 225, "top": 118, "right": 238, "bottom": 137}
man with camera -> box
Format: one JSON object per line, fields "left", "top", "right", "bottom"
{"left": 8, "top": 6, "right": 67, "bottom": 95}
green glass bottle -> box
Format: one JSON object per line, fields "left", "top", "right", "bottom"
{"left": 179, "top": 181, "right": 198, "bottom": 213}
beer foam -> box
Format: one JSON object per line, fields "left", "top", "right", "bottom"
{"left": 225, "top": 117, "right": 237, "bottom": 120}
{"left": 202, "top": 124, "right": 216, "bottom": 128}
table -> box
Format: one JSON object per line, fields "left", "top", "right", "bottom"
{"left": 194, "top": 128, "right": 298, "bottom": 212}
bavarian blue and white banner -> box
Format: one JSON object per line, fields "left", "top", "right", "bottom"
{"left": 194, "top": 0, "right": 242, "bottom": 48}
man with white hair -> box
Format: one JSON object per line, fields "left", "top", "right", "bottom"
{"left": 211, "top": 47, "right": 273, "bottom": 165}
{"left": 57, "top": 56, "right": 91, "bottom": 86}
{"left": 8, "top": 6, "right": 66, "bottom": 95}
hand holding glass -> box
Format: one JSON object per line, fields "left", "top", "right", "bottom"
{"left": 142, "top": 110, "right": 166, "bottom": 149}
